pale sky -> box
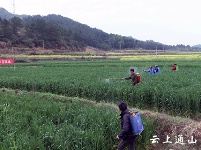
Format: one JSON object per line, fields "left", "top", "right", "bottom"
{"left": 1, "top": 0, "right": 201, "bottom": 46}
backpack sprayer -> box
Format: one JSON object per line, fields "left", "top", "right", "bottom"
{"left": 130, "top": 111, "right": 144, "bottom": 135}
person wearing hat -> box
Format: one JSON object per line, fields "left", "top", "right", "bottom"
{"left": 116, "top": 102, "right": 136, "bottom": 150}
{"left": 143, "top": 66, "right": 155, "bottom": 75}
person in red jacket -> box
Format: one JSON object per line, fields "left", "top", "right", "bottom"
{"left": 172, "top": 64, "right": 177, "bottom": 71}
{"left": 116, "top": 102, "right": 136, "bottom": 150}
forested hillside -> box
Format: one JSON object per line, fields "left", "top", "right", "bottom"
{"left": 0, "top": 7, "right": 196, "bottom": 51}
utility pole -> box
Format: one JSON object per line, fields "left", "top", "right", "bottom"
{"left": 42, "top": 40, "right": 44, "bottom": 49}
{"left": 38, "top": 40, "right": 45, "bottom": 49}
{"left": 118, "top": 40, "right": 123, "bottom": 50}
{"left": 156, "top": 43, "right": 158, "bottom": 56}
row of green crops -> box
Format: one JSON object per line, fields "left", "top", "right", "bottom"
{"left": 0, "top": 59, "right": 201, "bottom": 118}
{"left": 0, "top": 89, "right": 155, "bottom": 150}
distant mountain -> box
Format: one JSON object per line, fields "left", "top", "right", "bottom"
{"left": 0, "top": 7, "right": 14, "bottom": 19}
{"left": 0, "top": 7, "right": 195, "bottom": 51}
{"left": 192, "top": 44, "right": 201, "bottom": 49}
{"left": 0, "top": 9, "right": 144, "bottom": 51}
{"left": 0, "top": 7, "right": 28, "bottom": 19}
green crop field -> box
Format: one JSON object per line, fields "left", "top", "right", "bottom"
{"left": 0, "top": 54, "right": 201, "bottom": 149}
{"left": 0, "top": 55, "right": 200, "bottom": 118}
{"left": 0, "top": 89, "right": 154, "bottom": 150}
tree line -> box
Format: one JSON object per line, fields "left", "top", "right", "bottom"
{"left": 0, "top": 15, "right": 196, "bottom": 51}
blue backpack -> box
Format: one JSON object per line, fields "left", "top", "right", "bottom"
{"left": 130, "top": 111, "right": 144, "bottom": 135}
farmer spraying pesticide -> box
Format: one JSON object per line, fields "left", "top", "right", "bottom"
{"left": 172, "top": 64, "right": 179, "bottom": 71}
{"left": 122, "top": 69, "right": 140, "bottom": 86}
{"left": 143, "top": 66, "right": 155, "bottom": 75}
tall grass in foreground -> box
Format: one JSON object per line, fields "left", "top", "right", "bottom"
{"left": 0, "top": 89, "right": 155, "bottom": 150}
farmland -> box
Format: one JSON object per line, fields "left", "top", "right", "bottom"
{"left": 0, "top": 53, "right": 201, "bottom": 149}
{"left": 0, "top": 55, "right": 201, "bottom": 118}
{"left": 0, "top": 89, "right": 154, "bottom": 149}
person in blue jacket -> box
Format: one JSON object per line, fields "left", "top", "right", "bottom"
{"left": 143, "top": 66, "right": 155, "bottom": 75}
{"left": 154, "top": 65, "right": 160, "bottom": 73}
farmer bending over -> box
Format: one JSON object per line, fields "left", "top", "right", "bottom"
{"left": 122, "top": 69, "right": 138, "bottom": 86}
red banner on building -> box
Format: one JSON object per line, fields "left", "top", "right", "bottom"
{"left": 0, "top": 58, "right": 15, "bottom": 65}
